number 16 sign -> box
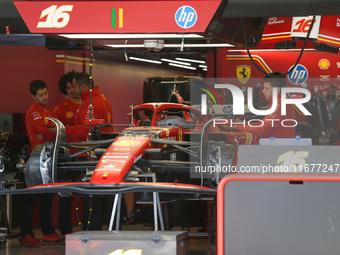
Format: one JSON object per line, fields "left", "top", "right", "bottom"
{"left": 291, "top": 15, "right": 321, "bottom": 39}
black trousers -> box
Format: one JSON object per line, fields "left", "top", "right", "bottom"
{"left": 57, "top": 170, "right": 80, "bottom": 235}
{"left": 20, "top": 193, "right": 55, "bottom": 238}
{"left": 58, "top": 196, "right": 74, "bottom": 235}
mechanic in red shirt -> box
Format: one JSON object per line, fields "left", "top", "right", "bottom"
{"left": 235, "top": 72, "right": 296, "bottom": 138}
{"left": 72, "top": 73, "right": 113, "bottom": 132}
{"left": 68, "top": 72, "right": 113, "bottom": 230}
{"left": 54, "top": 70, "right": 82, "bottom": 126}
{"left": 54, "top": 71, "right": 82, "bottom": 239}
{"left": 20, "top": 80, "right": 64, "bottom": 247}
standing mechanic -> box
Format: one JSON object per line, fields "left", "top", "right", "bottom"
{"left": 20, "top": 80, "right": 64, "bottom": 247}
{"left": 54, "top": 71, "right": 82, "bottom": 238}
{"left": 235, "top": 72, "right": 296, "bottom": 138}
{"left": 67, "top": 72, "right": 113, "bottom": 230}
{"left": 71, "top": 72, "right": 113, "bottom": 133}
{"left": 54, "top": 70, "right": 81, "bottom": 126}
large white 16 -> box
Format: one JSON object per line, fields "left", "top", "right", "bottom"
{"left": 277, "top": 151, "right": 309, "bottom": 172}
{"left": 37, "top": 5, "right": 73, "bottom": 28}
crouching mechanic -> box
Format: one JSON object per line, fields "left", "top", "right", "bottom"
{"left": 235, "top": 72, "right": 296, "bottom": 138}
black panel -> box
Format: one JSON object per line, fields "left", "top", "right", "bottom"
{"left": 143, "top": 77, "right": 191, "bottom": 103}
{"left": 45, "top": 37, "right": 84, "bottom": 50}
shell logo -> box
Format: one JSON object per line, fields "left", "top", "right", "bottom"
{"left": 66, "top": 111, "right": 74, "bottom": 119}
{"left": 114, "top": 140, "right": 141, "bottom": 147}
{"left": 318, "top": 59, "right": 330, "bottom": 69}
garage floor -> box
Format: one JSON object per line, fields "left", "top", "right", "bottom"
{"left": 0, "top": 225, "right": 216, "bottom": 255}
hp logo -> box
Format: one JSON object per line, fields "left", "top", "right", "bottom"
{"left": 223, "top": 105, "right": 233, "bottom": 114}
{"left": 175, "top": 6, "right": 197, "bottom": 29}
{"left": 288, "top": 64, "right": 308, "bottom": 85}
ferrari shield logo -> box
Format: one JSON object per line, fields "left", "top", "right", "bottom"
{"left": 236, "top": 65, "right": 251, "bottom": 84}
{"left": 178, "top": 130, "right": 183, "bottom": 141}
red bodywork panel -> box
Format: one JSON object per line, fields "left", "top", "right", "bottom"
{"left": 91, "top": 126, "right": 183, "bottom": 185}
{"left": 91, "top": 136, "right": 151, "bottom": 185}
{"left": 90, "top": 137, "right": 151, "bottom": 184}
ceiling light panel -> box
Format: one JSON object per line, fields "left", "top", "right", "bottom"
{"left": 129, "top": 57, "right": 162, "bottom": 64}
{"left": 104, "top": 43, "right": 234, "bottom": 49}
{"left": 175, "top": 58, "right": 206, "bottom": 64}
{"left": 165, "top": 43, "right": 234, "bottom": 48}
{"left": 169, "top": 63, "right": 197, "bottom": 70}
{"left": 58, "top": 34, "right": 204, "bottom": 39}
{"left": 160, "top": 58, "right": 191, "bottom": 66}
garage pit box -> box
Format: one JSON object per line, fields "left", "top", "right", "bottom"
{"left": 66, "top": 230, "right": 188, "bottom": 255}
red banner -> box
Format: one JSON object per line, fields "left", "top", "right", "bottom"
{"left": 317, "top": 16, "right": 340, "bottom": 47}
{"left": 262, "top": 17, "right": 293, "bottom": 44}
{"left": 14, "top": 1, "right": 221, "bottom": 33}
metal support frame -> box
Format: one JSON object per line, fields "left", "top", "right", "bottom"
{"left": 108, "top": 172, "right": 165, "bottom": 231}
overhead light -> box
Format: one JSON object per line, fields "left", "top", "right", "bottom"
{"left": 169, "top": 63, "right": 197, "bottom": 70}
{"left": 144, "top": 40, "right": 164, "bottom": 51}
{"left": 104, "top": 44, "right": 145, "bottom": 48}
{"left": 104, "top": 43, "right": 234, "bottom": 49}
{"left": 58, "top": 34, "right": 204, "bottom": 39}
{"left": 175, "top": 57, "right": 206, "bottom": 64}
{"left": 165, "top": 43, "right": 234, "bottom": 48}
{"left": 199, "top": 65, "right": 207, "bottom": 68}
{"left": 202, "top": 68, "right": 207, "bottom": 71}
{"left": 129, "top": 56, "right": 162, "bottom": 64}
{"left": 160, "top": 58, "right": 191, "bottom": 66}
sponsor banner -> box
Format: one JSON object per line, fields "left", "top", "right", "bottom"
{"left": 262, "top": 17, "right": 293, "bottom": 44}
{"left": 262, "top": 15, "right": 321, "bottom": 43}
{"left": 317, "top": 15, "right": 340, "bottom": 47}
{"left": 226, "top": 51, "right": 340, "bottom": 97}
{"left": 14, "top": 0, "right": 221, "bottom": 33}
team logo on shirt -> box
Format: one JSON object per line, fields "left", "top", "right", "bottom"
{"left": 66, "top": 111, "right": 74, "bottom": 119}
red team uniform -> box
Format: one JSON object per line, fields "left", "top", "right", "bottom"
{"left": 54, "top": 98, "right": 81, "bottom": 126}
{"left": 25, "top": 101, "right": 57, "bottom": 153}
{"left": 73, "top": 86, "right": 113, "bottom": 133}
